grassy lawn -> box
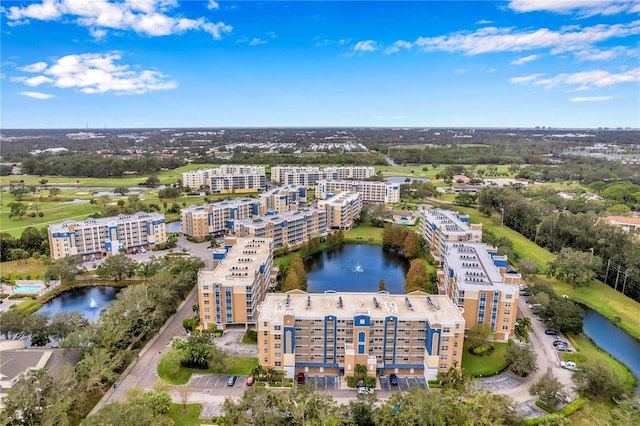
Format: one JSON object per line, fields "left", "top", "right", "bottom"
{"left": 168, "top": 404, "right": 215, "bottom": 426}
{"left": 158, "top": 354, "right": 258, "bottom": 385}
{"left": 568, "top": 333, "right": 637, "bottom": 389}
{"left": 567, "top": 399, "right": 620, "bottom": 425}
{"left": 0, "top": 259, "right": 48, "bottom": 280}
{"left": 344, "top": 224, "right": 383, "bottom": 245}
{"left": 461, "top": 341, "right": 509, "bottom": 377}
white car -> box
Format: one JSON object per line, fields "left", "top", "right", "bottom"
{"left": 561, "top": 361, "right": 577, "bottom": 370}
{"left": 357, "top": 387, "right": 374, "bottom": 394}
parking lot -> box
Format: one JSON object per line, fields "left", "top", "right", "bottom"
{"left": 305, "top": 375, "right": 340, "bottom": 391}
{"left": 378, "top": 376, "right": 428, "bottom": 392}
{"left": 189, "top": 374, "right": 250, "bottom": 390}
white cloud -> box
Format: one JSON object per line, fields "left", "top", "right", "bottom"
{"left": 570, "top": 96, "right": 614, "bottom": 102}
{"left": 511, "top": 54, "right": 540, "bottom": 65}
{"left": 476, "top": 19, "right": 494, "bottom": 25}
{"left": 511, "top": 68, "right": 640, "bottom": 90}
{"left": 20, "top": 91, "right": 55, "bottom": 99}
{"left": 353, "top": 40, "right": 378, "bottom": 52}
{"left": 384, "top": 40, "right": 413, "bottom": 55}
{"left": 4, "top": 0, "right": 232, "bottom": 39}
{"left": 574, "top": 46, "right": 635, "bottom": 61}
{"left": 410, "top": 21, "right": 640, "bottom": 56}
{"left": 249, "top": 37, "right": 267, "bottom": 46}
{"left": 19, "top": 61, "right": 48, "bottom": 72}
{"left": 509, "top": 0, "right": 639, "bottom": 17}
{"left": 207, "top": 0, "right": 219, "bottom": 10}
{"left": 14, "top": 52, "right": 178, "bottom": 95}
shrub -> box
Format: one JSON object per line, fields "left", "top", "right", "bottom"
{"left": 471, "top": 344, "right": 493, "bottom": 356}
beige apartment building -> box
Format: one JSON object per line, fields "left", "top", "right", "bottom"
{"left": 315, "top": 191, "right": 363, "bottom": 230}
{"left": 48, "top": 212, "right": 166, "bottom": 260}
{"left": 439, "top": 242, "right": 520, "bottom": 342}
{"left": 271, "top": 166, "right": 375, "bottom": 186}
{"left": 420, "top": 208, "right": 483, "bottom": 263}
{"left": 315, "top": 180, "right": 400, "bottom": 205}
{"left": 257, "top": 291, "right": 465, "bottom": 380}
{"left": 234, "top": 208, "right": 327, "bottom": 250}
{"left": 198, "top": 237, "right": 274, "bottom": 330}
{"left": 259, "top": 185, "right": 308, "bottom": 215}
{"left": 181, "top": 165, "right": 266, "bottom": 191}
{"left": 181, "top": 198, "right": 260, "bottom": 239}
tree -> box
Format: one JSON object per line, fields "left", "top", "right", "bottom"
{"left": 45, "top": 257, "right": 82, "bottom": 282}
{"left": 544, "top": 298, "right": 584, "bottom": 334}
{"left": 402, "top": 232, "right": 420, "bottom": 259}
{"left": 172, "top": 330, "right": 226, "bottom": 370}
{"left": 8, "top": 184, "right": 29, "bottom": 200}
{"left": 518, "top": 259, "right": 538, "bottom": 277}
{"left": 289, "top": 254, "right": 307, "bottom": 290}
{"left": 179, "top": 385, "right": 192, "bottom": 413}
{"left": 505, "top": 343, "right": 538, "bottom": 377}
{"left": 8, "top": 202, "right": 28, "bottom": 220}
{"left": 10, "top": 248, "right": 30, "bottom": 264}
{"left": 547, "top": 247, "right": 602, "bottom": 287}
{"left": 0, "top": 310, "right": 32, "bottom": 339}
{"left": 96, "top": 253, "right": 136, "bottom": 282}
{"left": 515, "top": 316, "right": 532, "bottom": 342}
{"left": 49, "top": 311, "right": 89, "bottom": 345}
{"left": 405, "top": 259, "right": 428, "bottom": 292}
{"left": 573, "top": 364, "right": 634, "bottom": 401}
{"left": 349, "top": 394, "right": 376, "bottom": 426}
{"left": 144, "top": 175, "right": 160, "bottom": 187}
{"left": 39, "top": 178, "right": 49, "bottom": 186}
{"left": 466, "top": 323, "right": 492, "bottom": 352}
{"left": 454, "top": 191, "right": 478, "bottom": 207}
{"left": 378, "top": 278, "right": 387, "bottom": 292}
{"left": 114, "top": 186, "right": 130, "bottom": 196}
{"left": 283, "top": 268, "right": 300, "bottom": 292}
{"left": 529, "top": 375, "right": 567, "bottom": 408}
{"left": 48, "top": 187, "right": 61, "bottom": 199}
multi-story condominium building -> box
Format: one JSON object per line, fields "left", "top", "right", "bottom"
{"left": 315, "top": 180, "right": 399, "bottom": 205}
{"left": 259, "top": 185, "right": 308, "bottom": 215}
{"left": 234, "top": 208, "right": 327, "bottom": 250}
{"left": 439, "top": 241, "right": 520, "bottom": 342}
{"left": 271, "top": 166, "right": 376, "bottom": 186}
{"left": 420, "top": 208, "right": 483, "bottom": 263}
{"left": 181, "top": 165, "right": 266, "bottom": 192}
{"left": 181, "top": 198, "right": 260, "bottom": 239}
{"left": 315, "top": 192, "right": 363, "bottom": 230}
{"left": 198, "top": 237, "right": 274, "bottom": 330}
{"left": 257, "top": 290, "right": 465, "bottom": 380}
{"left": 48, "top": 212, "right": 166, "bottom": 260}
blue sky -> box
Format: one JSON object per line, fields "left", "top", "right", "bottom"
{"left": 1, "top": 0, "right": 639, "bottom": 129}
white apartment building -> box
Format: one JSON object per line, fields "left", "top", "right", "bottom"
{"left": 315, "top": 191, "right": 363, "bottom": 230}
{"left": 315, "top": 179, "right": 400, "bottom": 205}
{"left": 48, "top": 212, "right": 166, "bottom": 260}
{"left": 181, "top": 198, "right": 261, "bottom": 239}
{"left": 420, "top": 208, "right": 483, "bottom": 262}
{"left": 259, "top": 185, "right": 308, "bottom": 215}
{"left": 271, "top": 166, "right": 375, "bottom": 186}
{"left": 181, "top": 165, "right": 266, "bottom": 192}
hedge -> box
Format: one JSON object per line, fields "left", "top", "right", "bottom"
{"left": 524, "top": 397, "right": 588, "bottom": 425}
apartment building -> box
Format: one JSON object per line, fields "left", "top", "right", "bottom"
{"left": 439, "top": 241, "right": 521, "bottom": 342}
{"left": 257, "top": 290, "right": 465, "bottom": 380}
{"left": 315, "top": 180, "right": 399, "bottom": 205}
{"left": 315, "top": 191, "right": 363, "bottom": 230}
{"left": 259, "top": 185, "right": 308, "bottom": 215}
{"left": 271, "top": 166, "right": 375, "bottom": 186}
{"left": 234, "top": 208, "right": 327, "bottom": 250}
{"left": 181, "top": 165, "right": 266, "bottom": 192}
{"left": 420, "top": 208, "right": 483, "bottom": 262}
{"left": 48, "top": 212, "right": 166, "bottom": 260}
{"left": 198, "top": 237, "right": 274, "bottom": 330}
{"left": 181, "top": 198, "right": 260, "bottom": 239}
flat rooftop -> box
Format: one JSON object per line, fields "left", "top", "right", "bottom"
{"left": 446, "top": 242, "right": 520, "bottom": 293}
{"left": 259, "top": 291, "right": 465, "bottom": 326}
{"left": 199, "top": 237, "right": 272, "bottom": 286}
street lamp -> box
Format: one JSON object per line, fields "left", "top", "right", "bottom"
{"left": 500, "top": 207, "right": 504, "bottom": 227}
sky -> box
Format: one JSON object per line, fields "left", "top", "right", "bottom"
{"left": 1, "top": 0, "right": 639, "bottom": 129}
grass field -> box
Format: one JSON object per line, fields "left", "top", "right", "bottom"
{"left": 344, "top": 224, "right": 383, "bottom": 245}
{"left": 168, "top": 404, "right": 215, "bottom": 426}
{"left": 158, "top": 353, "right": 258, "bottom": 385}
{"left": 375, "top": 164, "right": 515, "bottom": 180}
{"left": 0, "top": 259, "right": 48, "bottom": 279}
{"left": 461, "top": 341, "right": 509, "bottom": 377}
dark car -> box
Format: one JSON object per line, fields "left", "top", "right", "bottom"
{"left": 297, "top": 372, "right": 305, "bottom": 385}
{"left": 545, "top": 329, "right": 560, "bottom": 335}
{"left": 553, "top": 340, "right": 567, "bottom": 347}
{"left": 390, "top": 374, "right": 399, "bottom": 386}
{"left": 226, "top": 375, "right": 237, "bottom": 387}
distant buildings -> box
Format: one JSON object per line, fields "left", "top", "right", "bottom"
{"left": 198, "top": 237, "right": 274, "bottom": 330}
{"left": 315, "top": 179, "right": 399, "bottom": 205}
{"left": 271, "top": 166, "right": 375, "bottom": 186}
{"left": 257, "top": 290, "right": 465, "bottom": 380}
{"left": 234, "top": 208, "right": 327, "bottom": 250}
{"left": 181, "top": 165, "right": 266, "bottom": 193}
{"left": 438, "top": 242, "right": 520, "bottom": 342}
{"left": 420, "top": 208, "right": 483, "bottom": 263}
{"left": 180, "top": 198, "right": 260, "bottom": 239}
{"left": 315, "top": 191, "right": 363, "bottom": 230}
{"left": 48, "top": 212, "right": 166, "bottom": 260}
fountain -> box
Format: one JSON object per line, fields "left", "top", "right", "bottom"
{"left": 89, "top": 297, "right": 97, "bottom": 308}
{"left": 353, "top": 262, "right": 364, "bottom": 273}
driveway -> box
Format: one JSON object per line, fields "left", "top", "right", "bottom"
{"left": 214, "top": 328, "right": 258, "bottom": 357}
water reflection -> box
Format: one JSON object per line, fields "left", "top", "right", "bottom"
{"left": 39, "top": 286, "right": 120, "bottom": 322}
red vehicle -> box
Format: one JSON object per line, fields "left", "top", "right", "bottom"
{"left": 297, "top": 372, "right": 305, "bottom": 385}
{"left": 246, "top": 375, "right": 255, "bottom": 386}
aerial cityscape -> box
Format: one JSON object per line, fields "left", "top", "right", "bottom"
{"left": 1, "top": 1, "right": 640, "bottom": 425}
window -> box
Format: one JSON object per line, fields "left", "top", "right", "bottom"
{"left": 274, "top": 335, "right": 282, "bottom": 340}
{"left": 275, "top": 353, "right": 281, "bottom": 358}
{"left": 503, "top": 318, "right": 510, "bottom": 322}
{"left": 442, "top": 327, "right": 450, "bottom": 333}
{"left": 440, "top": 355, "right": 448, "bottom": 360}
{"left": 274, "top": 325, "right": 282, "bottom": 331}
{"left": 275, "top": 343, "right": 281, "bottom": 349}
{"left": 275, "top": 362, "right": 282, "bottom": 367}
{"left": 506, "top": 294, "right": 513, "bottom": 299}
{"left": 442, "top": 346, "right": 448, "bottom": 351}
{"left": 502, "top": 325, "right": 509, "bottom": 330}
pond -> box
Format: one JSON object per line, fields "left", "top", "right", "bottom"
{"left": 304, "top": 244, "right": 409, "bottom": 294}
{"left": 583, "top": 308, "right": 640, "bottom": 393}
{"left": 38, "top": 286, "right": 120, "bottom": 322}
{"left": 166, "top": 221, "right": 182, "bottom": 233}
{"left": 385, "top": 176, "right": 430, "bottom": 185}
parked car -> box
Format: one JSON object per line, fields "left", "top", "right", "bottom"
{"left": 545, "top": 329, "right": 560, "bottom": 335}
{"left": 561, "top": 361, "right": 577, "bottom": 370}
{"left": 297, "top": 372, "right": 305, "bottom": 385}
{"left": 556, "top": 346, "right": 573, "bottom": 352}
{"left": 553, "top": 340, "right": 568, "bottom": 347}
{"left": 357, "top": 387, "right": 374, "bottom": 394}
{"left": 246, "top": 375, "right": 255, "bottom": 386}
{"left": 226, "top": 375, "right": 237, "bottom": 387}
{"left": 390, "top": 374, "right": 399, "bottom": 386}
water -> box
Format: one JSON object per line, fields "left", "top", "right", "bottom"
{"left": 38, "top": 286, "right": 120, "bottom": 322}
{"left": 583, "top": 308, "right": 640, "bottom": 393}
{"left": 304, "top": 244, "right": 409, "bottom": 294}
{"left": 166, "top": 221, "right": 182, "bottom": 233}
{"left": 385, "top": 176, "right": 430, "bottom": 185}
{"left": 11, "top": 285, "right": 43, "bottom": 293}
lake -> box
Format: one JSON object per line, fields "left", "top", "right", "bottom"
{"left": 39, "top": 286, "right": 120, "bottom": 322}
{"left": 304, "top": 244, "right": 409, "bottom": 294}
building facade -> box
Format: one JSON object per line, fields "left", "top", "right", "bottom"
{"left": 198, "top": 237, "right": 274, "bottom": 330}
{"left": 181, "top": 165, "right": 266, "bottom": 192}
{"left": 48, "top": 212, "right": 166, "bottom": 260}
{"left": 257, "top": 291, "right": 465, "bottom": 380}
{"left": 271, "top": 166, "right": 375, "bottom": 186}
{"left": 234, "top": 208, "right": 327, "bottom": 250}
{"left": 315, "top": 180, "right": 399, "bottom": 205}
{"left": 439, "top": 242, "right": 521, "bottom": 342}
{"left": 259, "top": 185, "right": 308, "bottom": 215}
{"left": 181, "top": 198, "right": 260, "bottom": 239}
{"left": 315, "top": 191, "right": 363, "bottom": 230}
{"left": 420, "top": 208, "right": 483, "bottom": 263}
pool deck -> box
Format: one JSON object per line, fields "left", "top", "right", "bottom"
{"left": 2, "top": 280, "right": 61, "bottom": 297}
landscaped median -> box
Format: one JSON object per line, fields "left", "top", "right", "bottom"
{"left": 158, "top": 353, "right": 258, "bottom": 385}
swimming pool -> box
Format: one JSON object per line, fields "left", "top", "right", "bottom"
{"left": 11, "top": 285, "right": 43, "bottom": 293}
{"left": 395, "top": 220, "right": 415, "bottom": 225}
